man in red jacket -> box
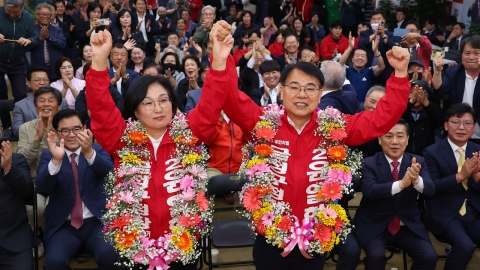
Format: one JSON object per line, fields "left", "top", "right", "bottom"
{"left": 320, "top": 20, "right": 349, "bottom": 60}
{"left": 214, "top": 20, "right": 412, "bottom": 269}
{"left": 401, "top": 20, "right": 433, "bottom": 72}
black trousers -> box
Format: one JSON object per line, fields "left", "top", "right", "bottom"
{"left": 0, "top": 245, "right": 32, "bottom": 270}
{"left": 253, "top": 236, "right": 326, "bottom": 270}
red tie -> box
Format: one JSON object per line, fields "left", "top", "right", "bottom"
{"left": 388, "top": 161, "right": 401, "bottom": 235}
{"left": 70, "top": 153, "right": 84, "bottom": 229}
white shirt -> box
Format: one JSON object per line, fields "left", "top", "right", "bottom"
{"left": 113, "top": 69, "right": 122, "bottom": 95}
{"left": 397, "top": 20, "right": 404, "bottom": 28}
{"left": 384, "top": 155, "right": 425, "bottom": 195}
{"left": 137, "top": 12, "right": 148, "bottom": 41}
{"left": 48, "top": 147, "right": 96, "bottom": 220}
{"left": 261, "top": 84, "right": 280, "bottom": 106}
{"left": 447, "top": 138, "right": 467, "bottom": 164}
{"left": 149, "top": 132, "right": 166, "bottom": 160}
{"left": 462, "top": 71, "right": 480, "bottom": 138}
{"left": 287, "top": 116, "right": 310, "bottom": 135}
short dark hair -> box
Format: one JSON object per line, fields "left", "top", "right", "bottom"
{"left": 160, "top": 52, "right": 182, "bottom": 71}
{"left": 27, "top": 67, "right": 49, "bottom": 81}
{"left": 280, "top": 62, "right": 324, "bottom": 89}
{"left": 426, "top": 18, "right": 437, "bottom": 26}
{"left": 55, "top": 57, "right": 74, "bottom": 79}
{"left": 34, "top": 86, "right": 62, "bottom": 107}
{"left": 133, "top": 0, "right": 146, "bottom": 4}
{"left": 47, "top": 2, "right": 57, "bottom": 10}
{"left": 54, "top": 0, "right": 65, "bottom": 7}
{"left": 461, "top": 35, "right": 480, "bottom": 53}
{"left": 352, "top": 47, "right": 368, "bottom": 56}
{"left": 80, "top": 44, "right": 92, "bottom": 60}
{"left": 182, "top": 54, "right": 203, "bottom": 74}
{"left": 66, "top": 3, "right": 75, "bottom": 11}
{"left": 86, "top": 2, "right": 101, "bottom": 19}
{"left": 455, "top": 22, "right": 466, "bottom": 30}
{"left": 444, "top": 15, "right": 457, "bottom": 27}
{"left": 176, "top": 18, "right": 185, "bottom": 25}
{"left": 240, "top": 10, "right": 253, "bottom": 22}
{"left": 330, "top": 20, "right": 342, "bottom": 29}
{"left": 405, "top": 20, "right": 420, "bottom": 31}
{"left": 141, "top": 63, "right": 164, "bottom": 75}
{"left": 52, "top": 109, "right": 84, "bottom": 130}
{"left": 111, "top": 43, "right": 128, "bottom": 53}
{"left": 284, "top": 33, "right": 299, "bottom": 42}
{"left": 182, "top": 9, "right": 191, "bottom": 16}
{"left": 247, "top": 28, "right": 261, "bottom": 39}
{"left": 167, "top": 32, "right": 179, "bottom": 39}
{"left": 396, "top": 118, "right": 410, "bottom": 135}
{"left": 396, "top": 8, "right": 406, "bottom": 16}
{"left": 299, "top": 46, "right": 315, "bottom": 54}
{"left": 259, "top": 60, "right": 281, "bottom": 75}
{"left": 117, "top": 9, "right": 134, "bottom": 29}
{"left": 124, "top": 76, "right": 178, "bottom": 119}
{"left": 371, "top": 10, "right": 384, "bottom": 18}
{"left": 444, "top": 103, "right": 477, "bottom": 123}
{"left": 293, "top": 17, "right": 304, "bottom": 27}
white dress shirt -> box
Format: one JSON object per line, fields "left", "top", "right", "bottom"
{"left": 462, "top": 72, "right": 480, "bottom": 139}
{"left": 261, "top": 84, "right": 280, "bottom": 106}
{"left": 137, "top": 12, "right": 148, "bottom": 41}
{"left": 385, "top": 155, "right": 425, "bottom": 195}
{"left": 48, "top": 147, "right": 96, "bottom": 219}
{"left": 447, "top": 138, "right": 467, "bottom": 164}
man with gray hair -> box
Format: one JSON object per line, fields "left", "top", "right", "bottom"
{"left": 0, "top": 0, "right": 38, "bottom": 128}
{"left": 193, "top": 5, "right": 216, "bottom": 56}
{"left": 363, "top": 85, "right": 386, "bottom": 111}
{"left": 318, "top": 61, "right": 359, "bottom": 114}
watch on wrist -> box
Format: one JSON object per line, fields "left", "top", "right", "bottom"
{"left": 417, "top": 33, "right": 422, "bottom": 39}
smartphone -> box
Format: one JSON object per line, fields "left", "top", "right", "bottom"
{"left": 98, "top": 18, "right": 110, "bottom": 25}
{"left": 154, "top": 36, "right": 161, "bottom": 43}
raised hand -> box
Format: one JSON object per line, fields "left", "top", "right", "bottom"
{"left": 433, "top": 55, "right": 444, "bottom": 72}
{"left": 90, "top": 30, "right": 113, "bottom": 71}
{"left": 409, "top": 85, "right": 419, "bottom": 104}
{"left": 372, "top": 35, "right": 380, "bottom": 53}
{"left": 78, "top": 129, "right": 94, "bottom": 159}
{"left": 34, "top": 116, "right": 45, "bottom": 141}
{"left": 69, "top": 23, "right": 75, "bottom": 32}
{"left": 47, "top": 131, "right": 65, "bottom": 165}
{"left": 137, "top": 20, "right": 143, "bottom": 30}
{"left": 0, "top": 141, "right": 12, "bottom": 172}
{"left": 409, "top": 157, "right": 422, "bottom": 184}
{"left": 386, "top": 46, "right": 410, "bottom": 77}
{"left": 210, "top": 20, "right": 232, "bottom": 43}
{"left": 124, "top": 39, "right": 136, "bottom": 50}
{"left": 192, "top": 40, "right": 202, "bottom": 54}
{"left": 348, "top": 31, "right": 354, "bottom": 48}
{"left": 211, "top": 22, "right": 234, "bottom": 70}
{"left": 146, "top": 20, "right": 151, "bottom": 30}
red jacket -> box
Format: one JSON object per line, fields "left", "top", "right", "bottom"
{"left": 319, "top": 33, "right": 349, "bottom": 60}
{"left": 220, "top": 58, "right": 410, "bottom": 222}
{"left": 295, "top": 0, "right": 314, "bottom": 23}
{"left": 413, "top": 35, "right": 433, "bottom": 72}
{"left": 268, "top": 41, "right": 285, "bottom": 58}
{"left": 187, "top": 0, "right": 202, "bottom": 22}
{"left": 207, "top": 119, "right": 246, "bottom": 174}
{"left": 85, "top": 57, "right": 234, "bottom": 240}
{"left": 233, "top": 47, "right": 248, "bottom": 66}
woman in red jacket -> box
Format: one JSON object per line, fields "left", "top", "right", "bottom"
{"left": 85, "top": 25, "right": 234, "bottom": 269}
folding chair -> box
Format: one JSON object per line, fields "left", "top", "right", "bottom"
{"left": 204, "top": 174, "right": 254, "bottom": 269}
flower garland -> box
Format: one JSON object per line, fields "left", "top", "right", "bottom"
{"left": 239, "top": 105, "right": 363, "bottom": 257}
{"left": 102, "top": 114, "right": 212, "bottom": 269}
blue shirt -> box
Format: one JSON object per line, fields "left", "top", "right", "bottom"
{"left": 346, "top": 66, "right": 376, "bottom": 102}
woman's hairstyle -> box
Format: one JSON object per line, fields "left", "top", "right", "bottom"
{"left": 116, "top": 9, "right": 134, "bottom": 29}
{"left": 80, "top": 44, "right": 92, "bottom": 61}
{"left": 86, "top": 2, "right": 101, "bottom": 19}
{"left": 160, "top": 52, "right": 182, "bottom": 71}
{"left": 55, "top": 56, "right": 74, "bottom": 79}
{"left": 240, "top": 10, "right": 253, "bottom": 24}
{"left": 293, "top": 17, "right": 304, "bottom": 29}
{"left": 300, "top": 26, "right": 315, "bottom": 48}
{"left": 182, "top": 54, "right": 203, "bottom": 75}
{"left": 141, "top": 63, "right": 164, "bottom": 75}
{"left": 123, "top": 76, "right": 178, "bottom": 119}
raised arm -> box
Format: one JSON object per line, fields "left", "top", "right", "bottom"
{"left": 85, "top": 30, "right": 125, "bottom": 155}
{"left": 345, "top": 46, "right": 410, "bottom": 146}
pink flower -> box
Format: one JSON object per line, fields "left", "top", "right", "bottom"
{"left": 326, "top": 168, "right": 343, "bottom": 183}
{"left": 180, "top": 188, "right": 195, "bottom": 201}
{"left": 262, "top": 212, "right": 274, "bottom": 226}
{"left": 189, "top": 165, "right": 199, "bottom": 177}
{"left": 340, "top": 171, "right": 352, "bottom": 185}
{"left": 195, "top": 192, "right": 209, "bottom": 211}
{"left": 117, "top": 169, "right": 126, "bottom": 177}
{"left": 323, "top": 206, "right": 337, "bottom": 219}
{"left": 247, "top": 163, "right": 271, "bottom": 178}
{"left": 326, "top": 107, "right": 341, "bottom": 118}
{"left": 180, "top": 175, "right": 194, "bottom": 190}
{"left": 127, "top": 167, "right": 138, "bottom": 175}
{"left": 119, "top": 191, "right": 135, "bottom": 204}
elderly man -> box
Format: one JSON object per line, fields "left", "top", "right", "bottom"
{"left": 30, "top": 3, "right": 66, "bottom": 81}
{"left": 193, "top": 5, "right": 215, "bottom": 55}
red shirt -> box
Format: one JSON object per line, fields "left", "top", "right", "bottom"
{"left": 319, "top": 33, "right": 350, "bottom": 60}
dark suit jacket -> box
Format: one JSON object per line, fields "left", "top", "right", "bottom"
{"left": 112, "top": 29, "right": 146, "bottom": 50}
{"left": 241, "top": 67, "right": 260, "bottom": 97}
{"left": 423, "top": 138, "right": 480, "bottom": 235}
{"left": 318, "top": 88, "right": 359, "bottom": 115}
{"left": 446, "top": 36, "right": 463, "bottom": 51}
{"left": 468, "top": 3, "right": 480, "bottom": 24}
{"left": 108, "top": 68, "right": 140, "bottom": 97}
{"left": 432, "top": 64, "right": 480, "bottom": 115}
{"left": 0, "top": 153, "right": 36, "bottom": 252}
{"left": 250, "top": 0, "right": 276, "bottom": 24}
{"left": 275, "top": 53, "right": 301, "bottom": 71}
{"left": 76, "top": 21, "right": 108, "bottom": 51}
{"left": 426, "top": 27, "right": 444, "bottom": 48}
{"left": 30, "top": 24, "right": 66, "bottom": 79}
{"left": 358, "top": 29, "right": 395, "bottom": 81}
{"left": 354, "top": 152, "right": 435, "bottom": 247}
{"left": 396, "top": 20, "right": 408, "bottom": 29}
{"left": 35, "top": 144, "right": 114, "bottom": 243}
{"left": 131, "top": 12, "right": 157, "bottom": 54}
{"left": 75, "top": 85, "right": 125, "bottom": 122}
{"left": 250, "top": 87, "right": 283, "bottom": 107}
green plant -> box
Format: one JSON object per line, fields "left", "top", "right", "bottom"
{"left": 468, "top": 23, "right": 480, "bottom": 36}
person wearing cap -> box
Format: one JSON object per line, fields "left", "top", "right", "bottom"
{"left": 401, "top": 20, "right": 432, "bottom": 72}
{"left": 407, "top": 60, "right": 426, "bottom": 81}
{"left": 401, "top": 80, "right": 444, "bottom": 156}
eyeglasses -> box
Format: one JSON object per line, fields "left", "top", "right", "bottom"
{"left": 449, "top": 120, "right": 474, "bottom": 128}
{"left": 203, "top": 12, "right": 215, "bottom": 17}
{"left": 141, "top": 98, "right": 171, "bottom": 111}
{"left": 57, "top": 126, "right": 83, "bottom": 136}
{"left": 285, "top": 82, "right": 319, "bottom": 96}
{"left": 285, "top": 42, "right": 297, "bottom": 46}
{"left": 31, "top": 78, "right": 49, "bottom": 83}
{"left": 38, "top": 13, "right": 52, "bottom": 17}
{"left": 164, "top": 59, "right": 176, "bottom": 64}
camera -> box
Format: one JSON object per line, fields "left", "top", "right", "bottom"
{"left": 98, "top": 18, "right": 110, "bottom": 25}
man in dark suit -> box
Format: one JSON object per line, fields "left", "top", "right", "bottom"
{"left": 468, "top": 0, "right": 480, "bottom": 24}
{"left": 318, "top": 61, "right": 358, "bottom": 114}
{"left": 432, "top": 35, "right": 480, "bottom": 142}
{"left": 275, "top": 34, "right": 300, "bottom": 71}
{"left": 250, "top": 60, "right": 282, "bottom": 106}
{"left": 355, "top": 119, "right": 437, "bottom": 270}
{"left": 445, "top": 22, "right": 465, "bottom": 52}
{"left": 241, "top": 44, "right": 274, "bottom": 97}
{"left": 31, "top": 4, "right": 66, "bottom": 81}
{"left": 36, "top": 109, "right": 119, "bottom": 269}
{"left": 423, "top": 18, "right": 444, "bottom": 48}
{"left": 423, "top": 103, "right": 480, "bottom": 270}
{"left": 395, "top": 9, "right": 408, "bottom": 29}
{"left": 108, "top": 44, "right": 140, "bottom": 97}
{"left": 0, "top": 141, "right": 38, "bottom": 270}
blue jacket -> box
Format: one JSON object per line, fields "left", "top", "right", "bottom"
{"left": 354, "top": 152, "right": 435, "bottom": 247}
{"left": 30, "top": 24, "right": 66, "bottom": 79}
{"left": 423, "top": 138, "right": 480, "bottom": 235}
{"left": 35, "top": 144, "right": 114, "bottom": 244}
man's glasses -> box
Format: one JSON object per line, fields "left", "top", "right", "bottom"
{"left": 57, "top": 126, "right": 83, "bottom": 136}
{"left": 449, "top": 120, "right": 474, "bottom": 128}
{"left": 285, "top": 82, "right": 319, "bottom": 96}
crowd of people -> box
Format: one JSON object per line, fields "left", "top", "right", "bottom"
{"left": 1, "top": 0, "right": 480, "bottom": 269}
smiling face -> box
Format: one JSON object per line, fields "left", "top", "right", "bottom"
{"left": 242, "top": 12, "right": 251, "bottom": 25}
{"left": 134, "top": 84, "right": 173, "bottom": 135}
{"left": 60, "top": 61, "right": 74, "bottom": 79}
{"left": 82, "top": 45, "right": 93, "bottom": 62}
{"left": 352, "top": 49, "right": 368, "bottom": 69}
{"left": 56, "top": 2, "right": 65, "bottom": 15}
{"left": 56, "top": 116, "right": 85, "bottom": 152}
{"left": 378, "top": 124, "right": 409, "bottom": 161}
{"left": 184, "top": 58, "right": 199, "bottom": 78}
{"left": 280, "top": 69, "right": 321, "bottom": 125}
{"left": 262, "top": 70, "right": 280, "bottom": 89}
{"left": 445, "top": 113, "right": 475, "bottom": 147}
{"left": 28, "top": 71, "right": 50, "bottom": 92}
{"left": 120, "top": 12, "right": 132, "bottom": 27}
{"left": 110, "top": 47, "right": 128, "bottom": 69}
{"left": 35, "top": 92, "right": 61, "bottom": 120}
{"left": 294, "top": 19, "right": 303, "bottom": 31}
{"left": 135, "top": 0, "right": 146, "bottom": 13}
{"left": 36, "top": 7, "right": 52, "bottom": 26}
{"left": 364, "top": 90, "right": 385, "bottom": 111}
{"left": 131, "top": 47, "right": 145, "bottom": 64}
{"left": 462, "top": 43, "right": 480, "bottom": 71}
{"left": 284, "top": 36, "right": 299, "bottom": 54}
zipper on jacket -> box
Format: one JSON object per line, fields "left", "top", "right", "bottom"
{"left": 8, "top": 21, "right": 16, "bottom": 62}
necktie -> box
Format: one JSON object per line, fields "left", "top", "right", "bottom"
{"left": 44, "top": 40, "right": 50, "bottom": 64}
{"left": 388, "top": 161, "right": 401, "bottom": 235}
{"left": 457, "top": 39, "right": 461, "bottom": 51}
{"left": 70, "top": 153, "right": 84, "bottom": 229}
{"left": 457, "top": 148, "right": 468, "bottom": 216}
{"left": 409, "top": 47, "right": 418, "bottom": 61}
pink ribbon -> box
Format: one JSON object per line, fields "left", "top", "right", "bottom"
{"left": 148, "top": 256, "right": 169, "bottom": 270}
{"left": 281, "top": 217, "right": 314, "bottom": 259}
